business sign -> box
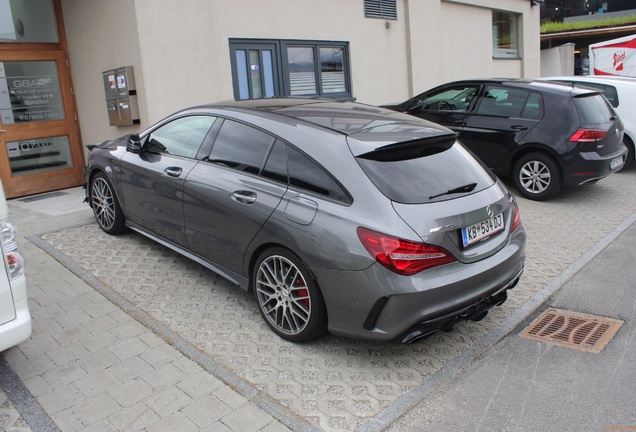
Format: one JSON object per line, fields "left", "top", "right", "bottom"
{"left": 6, "top": 136, "right": 73, "bottom": 176}
{"left": 0, "top": 61, "right": 64, "bottom": 124}
{"left": 590, "top": 34, "right": 636, "bottom": 77}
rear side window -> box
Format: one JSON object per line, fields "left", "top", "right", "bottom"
{"left": 574, "top": 94, "right": 614, "bottom": 124}
{"left": 476, "top": 86, "right": 543, "bottom": 120}
{"left": 356, "top": 138, "right": 496, "bottom": 204}
{"left": 287, "top": 146, "right": 350, "bottom": 203}
{"left": 209, "top": 120, "right": 275, "bottom": 174}
{"left": 261, "top": 139, "right": 288, "bottom": 183}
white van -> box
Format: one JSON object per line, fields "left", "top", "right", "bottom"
{"left": 0, "top": 181, "right": 30, "bottom": 352}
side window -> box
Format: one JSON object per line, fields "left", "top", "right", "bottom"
{"left": 146, "top": 116, "right": 216, "bottom": 158}
{"left": 261, "top": 139, "right": 288, "bottom": 183}
{"left": 287, "top": 146, "right": 349, "bottom": 203}
{"left": 522, "top": 92, "right": 544, "bottom": 120}
{"left": 477, "top": 86, "right": 541, "bottom": 119}
{"left": 208, "top": 120, "right": 275, "bottom": 174}
{"left": 600, "top": 85, "right": 619, "bottom": 108}
{"left": 417, "top": 86, "right": 479, "bottom": 112}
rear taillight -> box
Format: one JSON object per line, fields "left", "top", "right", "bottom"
{"left": 357, "top": 227, "right": 456, "bottom": 276}
{"left": 1, "top": 220, "right": 25, "bottom": 281}
{"left": 569, "top": 129, "right": 606, "bottom": 142}
{"left": 511, "top": 202, "right": 521, "bottom": 233}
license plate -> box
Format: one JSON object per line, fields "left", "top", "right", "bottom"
{"left": 610, "top": 156, "right": 624, "bottom": 170}
{"left": 462, "top": 214, "right": 504, "bottom": 247}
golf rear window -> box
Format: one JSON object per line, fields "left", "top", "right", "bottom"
{"left": 356, "top": 140, "right": 495, "bottom": 204}
{"left": 574, "top": 94, "right": 614, "bottom": 124}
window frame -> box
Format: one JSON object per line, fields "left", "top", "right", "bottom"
{"left": 229, "top": 39, "right": 352, "bottom": 100}
{"left": 492, "top": 10, "right": 520, "bottom": 59}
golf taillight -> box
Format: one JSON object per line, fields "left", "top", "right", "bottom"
{"left": 357, "top": 227, "right": 456, "bottom": 276}
{"left": 569, "top": 128, "right": 606, "bottom": 142}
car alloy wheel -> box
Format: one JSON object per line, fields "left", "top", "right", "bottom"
{"left": 513, "top": 152, "right": 561, "bottom": 201}
{"left": 90, "top": 173, "right": 127, "bottom": 234}
{"left": 254, "top": 248, "right": 326, "bottom": 342}
{"left": 520, "top": 160, "right": 550, "bottom": 192}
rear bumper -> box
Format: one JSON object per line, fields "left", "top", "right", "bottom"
{"left": 393, "top": 268, "right": 522, "bottom": 343}
{"left": 312, "top": 227, "right": 526, "bottom": 342}
{"left": 563, "top": 145, "right": 628, "bottom": 187}
{"left": 0, "top": 297, "right": 32, "bottom": 352}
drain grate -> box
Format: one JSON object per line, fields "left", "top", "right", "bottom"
{"left": 521, "top": 308, "right": 623, "bottom": 353}
{"left": 18, "top": 191, "right": 68, "bottom": 202}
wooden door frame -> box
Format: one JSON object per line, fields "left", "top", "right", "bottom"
{"left": 0, "top": 0, "right": 84, "bottom": 198}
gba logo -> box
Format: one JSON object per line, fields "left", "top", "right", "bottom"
{"left": 12, "top": 77, "right": 53, "bottom": 88}
{"left": 613, "top": 51, "right": 626, "bottom": 71}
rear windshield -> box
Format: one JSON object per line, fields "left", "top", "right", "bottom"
{"left": 356, "top": 139, "right": 496, "bottom": 204}
{"left": 574, "top": 94, "right": 614, "bottom": 124}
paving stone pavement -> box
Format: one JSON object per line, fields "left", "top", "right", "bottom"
{"left": 1, "top": 389, "right": 31, "bottom": 431}
{"left": 1, "top": 166, "right": 635, "bottom": 431}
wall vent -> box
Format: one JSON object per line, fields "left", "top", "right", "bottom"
{"left": 364, "top": 0, "right": 397, "bottom": 20}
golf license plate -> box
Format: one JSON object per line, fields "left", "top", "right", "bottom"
{"left": 462, "top": 213, "right": 504, "bottom": 248}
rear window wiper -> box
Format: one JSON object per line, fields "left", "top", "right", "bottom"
{"left": 429, "top": 182, "right": 477, "bottom": 200}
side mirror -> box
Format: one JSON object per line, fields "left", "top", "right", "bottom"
{"left": 127, "top": 134, "right": 143, "bottom": 153}
{"left": 404, "top": 98, "right": 423, "bottom": 112}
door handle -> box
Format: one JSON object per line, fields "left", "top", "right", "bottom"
{"left": 231, "top": 191, "right": 257, "bottom": 204}
{"left": 164, "top": 167, "right": 183, "bottom": 177}
{"left": 511, "top": 125, "right": 528, "bottom": 131}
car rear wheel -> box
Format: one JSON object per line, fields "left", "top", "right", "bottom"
{"left": 253, "top": 248, "right": 327, "bottom": 342}
{"left": 513, "top": 152, "right": 562, "bottom": 201}
{"left": 90, "top": 172, "right": 127, "bottom": 235}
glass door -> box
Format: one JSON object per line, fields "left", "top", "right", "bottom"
{"left": 0, "top": 50, "right": 84, "bottom": 198}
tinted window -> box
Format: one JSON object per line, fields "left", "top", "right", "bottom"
{"left": 287, "top": 146, "right": 349, "bottom": 202}
{"left": 522, "top": 92, "right": 544, "bottom": 120}
{"left": 602, "top": 85, "right": 619, "bottom": 107}
{"left": 209, "top": 120, "right": 275, "bottom": 174}
{"left": 416, "top": 85, "right": 479, "bottom": 112}
{"left": 261, "top": 139, "right": 288, "bottom": 183}
{"left": 146, "top": 116, "right": 216, "bottom": 158}
{"left": 574, "top": 94, "right": 614, "bottom": 124}
{"left": 356, "top": 140, "right": 495, "bottom": 204}
{"left": 476, "top": 86, "right": 542, "bottom": 119}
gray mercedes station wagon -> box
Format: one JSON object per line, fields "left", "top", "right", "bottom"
{"left": 86, "top": 99, "right": 526, "bottom": 343}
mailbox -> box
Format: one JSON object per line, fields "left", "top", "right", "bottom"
{"left": 102, "top": 66, "right": 140, "bottom": 126}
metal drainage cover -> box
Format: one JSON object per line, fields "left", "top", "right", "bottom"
{"left": 521, "top": 308, "right": 623, "bottom": 353}
{"left": 18, "top": 191, "right": 68, "bottom": 202}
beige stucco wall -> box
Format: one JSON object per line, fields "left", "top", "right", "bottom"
{"left": 60, "top": 0, "right": 540, "bottom": 147}
{"left": 61, "top": 0, "right": 148, "bottom": 147}
{"left": 406, "top": 0, "right": 541, "bottom": 95}
{"left": 131, "top": 0, "right": 411, "bottom": 120}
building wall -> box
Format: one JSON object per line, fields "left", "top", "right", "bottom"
{"left": 60, "top": 0, "right": 540, "bottom": 147}
{"left": 61, "top": 0, "right": 148, "bottom": 147}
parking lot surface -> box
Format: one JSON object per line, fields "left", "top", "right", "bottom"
{"left": 1, "top": 166, "right": 635, "bottom": 431}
